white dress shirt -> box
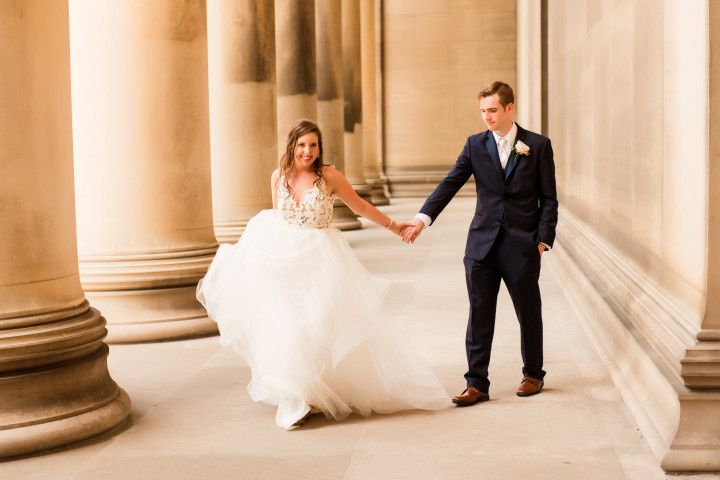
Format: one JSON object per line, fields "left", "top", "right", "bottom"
{"left": 492, "top": 122, "right": 517, "bottom": 170}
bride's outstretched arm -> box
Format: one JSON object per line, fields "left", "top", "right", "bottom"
{"left": 323, "top": 166, "right": 410, "bottom": 236}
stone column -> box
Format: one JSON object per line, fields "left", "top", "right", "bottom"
{"left": 673, "top": 0, "right": 720, "bottom": 471}
{"left": 0, "top": 1, "right": 130, "bottom": 458}
{"left": 515, "top": 0, "right": 543, "bottom": 133}
{"left": 373, "top": 0, "right": 390, "bottom": 198}
{"left": 275, "top": 0, "right": 318, "bottom": 150}
{"left": 69, "top": 0, "right": 218, "bottom": 343}
{"left": 681, "top": 0, "right": 720, "bottom": 384}
{"left": 207, "top": 0, "right": 278, "bottom": 243}
{"left": 360, "top": 0, "right": 389, "bottom": 205}
{"left": 316, "top": 0, "right": 361, "bottom": 229}
{"left": 342, "top": 0, "right": 371, "bottom": 199}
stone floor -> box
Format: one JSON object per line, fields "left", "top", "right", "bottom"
{"left": 2, "top": 198, "right": 718, "bottom": 480}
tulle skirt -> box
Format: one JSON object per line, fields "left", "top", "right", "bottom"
{"left": 197, "top": 209, "right": 450, "bottom": 429}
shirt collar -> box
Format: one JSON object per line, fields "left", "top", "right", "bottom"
{"left": 492, "top": 122, "right": 517, "bottom": 147}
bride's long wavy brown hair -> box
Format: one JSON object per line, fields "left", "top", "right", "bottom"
{"left": 278, "top": 119, "right": 326, "bottom": 195}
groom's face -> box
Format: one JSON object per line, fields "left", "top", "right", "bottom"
{"left": 479, "top": 93, "right": 514, "bottom": 133}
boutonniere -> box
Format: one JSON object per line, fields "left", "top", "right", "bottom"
{"left": 513, "top": 140, "right": 530, "bottom": 156}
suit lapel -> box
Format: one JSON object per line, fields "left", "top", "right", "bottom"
{"left": 483, "top": 131, "right": 503, "bottom": 176}
{"left": 503, "top": 125, "right": 524, "bottom": 182}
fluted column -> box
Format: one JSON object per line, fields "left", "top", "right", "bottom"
{"left": 360, "top": 0, "right": 389, "bottom": 205}
{"left": 0, "top": 1, "right": 130, "bottom": 457}
{"left": 69, "top": 0, "right": 218, "bottom": 343}
{"left": 275, "top": 0, "right": 318, "bottom": 149}
{"left": 342, "top": 0, "right": 370, "bottom": 198}
{"left": 208, "top": 0, "right": 278, "bottom": 243}
{"left": 316, "top": 0, "right": 361, "bottom": 229}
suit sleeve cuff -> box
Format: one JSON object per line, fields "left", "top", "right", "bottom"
{"left": 414, "top": 213, "right": 432, "bottom": 227}
{"left": 541, "top": 242, "right": 551, "bottom": 250}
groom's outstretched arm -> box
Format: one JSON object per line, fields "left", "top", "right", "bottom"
{"left": 418, "top": 139, "right": 473, "bottom": 224}
{"left": 537, "top": 138, "right": 558, "bottom": 247}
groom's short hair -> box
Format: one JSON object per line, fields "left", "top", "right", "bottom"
{"left": 478, "top": 81, "right": 515, "bottom": 107}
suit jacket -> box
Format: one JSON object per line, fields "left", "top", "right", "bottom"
{"left": 419, "top": 124, "right": 558, "bottom": 261}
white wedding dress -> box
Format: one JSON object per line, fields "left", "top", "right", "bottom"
{"left": 196, "top": 176, "right": 450, "bottom": 429}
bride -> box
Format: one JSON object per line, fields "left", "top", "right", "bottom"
{"left": 197, "top": 119, "right": 450, "bottom": 430}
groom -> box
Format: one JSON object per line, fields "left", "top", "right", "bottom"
{"left": 402, "top": 81, "right": 558, "bottom": 404}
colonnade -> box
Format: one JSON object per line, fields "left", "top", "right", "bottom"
{"left": 0, "top": 0, "right": 387, "bottom": 458}
{"left": 5, "top": 0, "right": 720, "bottom": 473}
{"left": 69, "top": 0, "right": 388, "bottom": 342}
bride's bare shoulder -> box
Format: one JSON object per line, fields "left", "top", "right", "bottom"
{"left": 320, "top": 165, "right": 341, "bottom": 193}
{"left": 321, "top": 164, "right": 340, "bottom": 180}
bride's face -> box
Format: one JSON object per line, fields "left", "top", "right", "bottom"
{"left": 294, "top": 133, "right": 319, "bottom": 169}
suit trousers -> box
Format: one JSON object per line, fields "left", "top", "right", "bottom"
{"left": 462, "top": 227, "right": 545, "bottom": 393}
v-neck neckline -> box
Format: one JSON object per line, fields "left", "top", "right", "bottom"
{"left": 286, "top": 175, "right": 322, "bottom": 205}
{"left": 291, "top": 182, "right": 318, "bottom": 205}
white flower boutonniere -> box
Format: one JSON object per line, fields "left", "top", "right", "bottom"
{"left": 513, "top": 140, "right": 530, "bottom": 156}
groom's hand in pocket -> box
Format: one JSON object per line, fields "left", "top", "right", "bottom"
{"left": 401, "top": 220, "right": 425, "bottom": 244}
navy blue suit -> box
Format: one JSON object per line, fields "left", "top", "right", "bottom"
{"left": 419, "top": 124, "right": 558, "bottom": 393}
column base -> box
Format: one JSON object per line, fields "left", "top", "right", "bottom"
{"left": 0, "top": 344, "right": 131, "bottom": 459}
{"left": 385, "top": 168, "right": 476, "bottom": 198}
{"left": 551, "top": 207, "right": 720, "bottom": 472}
{"left": 365, "top": 176, "right": 390, "bottom": 205}
{"left": 681, "top": 340, "right": 720, "bottom": 388}
{"left": 88, "top": 286, "right": 218, "bottom": 343}
{"left": 214, "top": 221, "right": 248, "bottom": 244}
{"left": 80, "top": 246, "right": 218, "bottom": 343}
{"left": 352, "top": 182, "right": 372, "bottom": 202}
{"left": 662, "top": 391, "right": 720, "bottom": 471}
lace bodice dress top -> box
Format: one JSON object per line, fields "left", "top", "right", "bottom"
{"left": 278, "top": 176, "right": 334, "bottom": 229}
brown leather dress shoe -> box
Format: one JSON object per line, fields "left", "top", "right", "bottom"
{"left": 452, "top": 386, "right": 490, "bottom": 406}
{"left": 516, "top": 376, "right": 544, "bottom": 397}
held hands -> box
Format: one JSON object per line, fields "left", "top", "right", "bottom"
{"left": 387, "top": 219, "right": 413, "bottom": 237}
{"left": 400, "top": 219, "right": 425, "bottom": 244}
{"left": 392, "top": 219, "right": 547, "bottom": 251}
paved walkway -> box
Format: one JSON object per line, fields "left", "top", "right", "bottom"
{"left": 3, "top": 198, "right": 716, "bottom": 479}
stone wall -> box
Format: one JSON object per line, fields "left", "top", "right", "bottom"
{"left": 545, "top": 0, "right": 720, "bottom": 471}
{"left": 549, "top": 0, "right": 707, "bottom": 324}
